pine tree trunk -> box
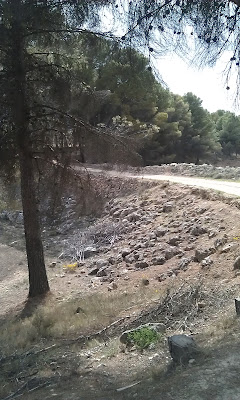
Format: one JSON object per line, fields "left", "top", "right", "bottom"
{"left": 10, "top": 0, "right": 50, "bottom": 297}
{"left": 19, "top": 151, "right": 50, "bottom": 297}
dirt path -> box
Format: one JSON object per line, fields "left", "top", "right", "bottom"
{"left": 139, "top": 174, "right": 240, "bottom": 197}
{"left": 85, "top": 166, "right": 240, "bottom": 197}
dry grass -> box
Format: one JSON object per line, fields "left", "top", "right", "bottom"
{"left": 0, "top": 286, "right": 157, "bottom": 355}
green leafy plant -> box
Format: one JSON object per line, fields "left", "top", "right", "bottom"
{"left": 127, "top": 327, "right": 160, "bottom": 350}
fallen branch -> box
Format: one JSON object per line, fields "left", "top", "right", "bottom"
{"left": 116, "top": 381, "right": 141, "bottom": 392}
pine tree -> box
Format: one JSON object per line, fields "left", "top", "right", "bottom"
{"left": 0, "top": 0, "right": 113, "bottom": 297}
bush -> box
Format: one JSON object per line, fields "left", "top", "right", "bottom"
{"left": 127, "top": 327, "right": 160, "bottom": 350}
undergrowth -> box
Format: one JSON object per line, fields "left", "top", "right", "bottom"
{"left": 0, "top": 287, "right": 158, "bottom": 355}
{"left": 127, "top": 327, "right": 161, "bottom": 350}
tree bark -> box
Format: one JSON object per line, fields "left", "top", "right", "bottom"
{"left": 19, "top": 151, "right": 50, "bottom": 297}
{"left": 10, "top": 0, "right": 50, "bottom": 297}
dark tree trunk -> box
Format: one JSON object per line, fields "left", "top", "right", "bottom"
{"left": 10, "top": 0, "right": 50, "bottom": 297}
{"left": 19, "top": 152, "right": 50, "bottom": 297}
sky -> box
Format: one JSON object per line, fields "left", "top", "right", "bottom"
{"left": 155, "top": 53, "right": 239, "bottom": 115}
{"left": 101, "top": 6, "right": 239, "bottom": 115}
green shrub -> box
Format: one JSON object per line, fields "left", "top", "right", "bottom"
{"left": 127, "top": 327, "right": 160, "bottom": 350}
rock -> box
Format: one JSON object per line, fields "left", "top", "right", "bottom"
{"left": 194, "top": 247, "right": 215, "bottom": 262}
{"left": 157, "top": 273, "right": 167, "bottom": 282}
{"left": 214, "top": 235, "right": 228, "bottom": 249}
{"left": 152, "top": 256, "right": 166, "bottom": 266}
{"left": 201, "top": 256, "right": 213, "bottom": 267}
{"left": 88, "top": 267, "right": 99, "bottom": 276}
{"left": 125, "top": 255, "right": 135, "bottom": 264}
{"left": 208, "top": 230, "right": 217, "bottom": 239}
{"left": 96, "top": 267, "right": 108, "bottom": 277}
{"left": 142, "top": 278, "right": 149, "bottom": 286}
{"left": 75, "top": 306, "right": 85, "bottom": 314}
{"left": 233, "top": 256, "right": 240, "bottom": 270}
{"left": 49, "top": 262, "right": 57, "bottom": 268}
{"left": 177, "top": 257, "right": 191, "bottom": 271}
{"left": 168, "top": 334, "right": 200, "bottom": 364}
{"left": 122, "top": 248, "right": 131, "bottom": 258}
{"left": 127, "top": 212, "right": 141, "bottom": 222}
{"left": 84, "top": 246, "right": 97, "bottom": 259}
{"left": 164, "top": 247, "right": 179, "bottom": 260}
{"left": 155, "top": 227, "right": 167, "bottom": 237}
{"left": 135, "top": 261, "right": 149, "bottom": 269}
{"left": 108, "top": 282, "right": 118, "bottom": 291}
{"left": 96, "top": 259, "right": 108, "bottom": 268}
{"left": 220, "top": 242, "right": 238, "bottom": 254}
{"left": 163, "top": 202, "right": 174, "bottom": 212}
{"left": 190, "top": 225, "right": 207, "bottom": 236}
{"left": 168, "top": 236, "right": 181, "bottom": 246}
{"left": 197, "top": 207, "right": 207, "bottom": 215}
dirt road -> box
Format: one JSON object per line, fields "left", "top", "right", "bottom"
{"left": 138, "top": 174, "right": 240, "bottom": 196}
{"left": 86, "top": 166, "right": 240, "bottom": 196}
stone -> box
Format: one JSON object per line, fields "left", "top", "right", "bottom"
{"left": 122, "top": 248, "right": 131, "bottom": 258}
{"left": 208, "top": 230, "right": 217, "bottom": 239}
{"left": 214, "top": 236, "right": 228, "bottom": 249}
{"left": 96, "top": 267, "right": 108, "bottom": 277}
{"left": 88, "top": 267, "right": 99, "bottom": 276}
{"left": 49, "top": 262, "right": 57, "bottom": 268}
{"left": 127, "top": 212, "right": 141, "bottom": 222}
{"left": 233, "top": 256, "right": 240, "bottom": 270}
{"left": 194, "top": 247, "right": 215, "bottom": 262}
{"left": 155, "top": 227, "right": 167, "bottom": 237}
{"left": 168, "top": 334, "right": 200, "bottom": 364}
{"left": 168, "top": 236, "right": 181, "bottom": 246}
{"left": 152, "top": 256, "right": 166, "bottom": 266}
{"left": 108, "top": 282, "right": 118, "bottom": 291}
{"left": 157, "top": 273, "right": 167, "bottom": 282}
{"left": 177, "top": 257, "right": 191, "bottom": 271}
{"left": 125, "top": 255, "right": 135, "bottom": 264}
{"left": 190, "top": 225, "right": 207, "bottom": 236}
{"left": 163, "top": 202, "right": 174, "bottom": 212}
{"left": 220, "top": 243, "right": 238, "bottom": 254}
{"left": 201, "top": 256, "right": 213, "bottom": 267}
{"left": 135, "top": 261, "right": 149, "bottom": 269}
{"left": 164, "top": 247, "right": 179, "bottom": 260}
{"left": 96, "top": 259, "right": 108, "bottom": 268}
{"left": 84, "top": 246, "right": 97, "bottom": 259}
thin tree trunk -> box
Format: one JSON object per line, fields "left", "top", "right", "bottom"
{"left": 10, "top": 0, "right": 50, "bottom": 297}
{"left": 19, "top": 151, "right": 50, "bottom": 297}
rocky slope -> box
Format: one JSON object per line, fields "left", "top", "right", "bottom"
{"left": 2, "top": 175, "right": 240, "bottom": 400}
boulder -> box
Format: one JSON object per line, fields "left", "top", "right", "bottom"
{"left": 168, "top": 334, "right": 200, "bottom": 364}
